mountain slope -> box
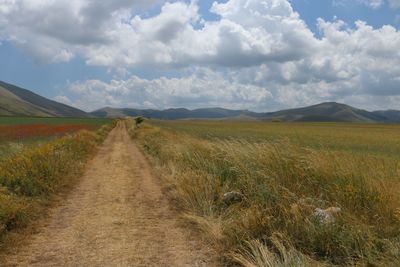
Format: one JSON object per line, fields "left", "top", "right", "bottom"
{"left": 260, "top": 102, "right": 388, "bottom": 122}
{"left": 0, "top": 81, "right": 89, "bottom": 117}
{"left": 92, "top": 102, "right": 399, "bottom": 123}
{"left": 373, "top": 110, "right": 400, "bottom": 122}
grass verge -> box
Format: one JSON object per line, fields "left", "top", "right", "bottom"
{"left": 127, "top": 120, "right": 400, "bottom": 266}
{"left": 0, "top": 121, "right": 116, "bottom": 243}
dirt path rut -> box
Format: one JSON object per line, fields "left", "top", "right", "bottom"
{"left": 3, "top": 123, "right": 214, "bottom": 267}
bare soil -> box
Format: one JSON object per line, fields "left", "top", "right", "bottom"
{"left": 2, "top": 123, "right": 215, "bottom": 266}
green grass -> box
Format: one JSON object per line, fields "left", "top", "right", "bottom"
{"left": 0, "top": 140, "right": 48, "bottom": 160}
{"left": 129, "top": 119, "right": 400, "bottom": 266}
{"left": 0, "top": 117, "right": 113, "bottom": 126}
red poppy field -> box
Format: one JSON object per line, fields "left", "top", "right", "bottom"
{"left": 0, "top": 124, "right": 95, "bottom": 141}
{"left": 0, "top": 117, "right": 113, "bottom": 158}
{"left": 0, "top": 117, "right": 113, "bottom": 142}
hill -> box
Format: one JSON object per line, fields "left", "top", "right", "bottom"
{"left": 91, "top": 107, "right": 247, "bottom": 120}
{"left": 259, "top": 102, "right": 389, "bottom": 122}
{"left": 4, "top": 81, "right": 394, "bottom": 123}
{"left": 0, "top": 81, "right": 89, "bottom": 117}
{"left": 373, "top": 110, "right": 400, "bottom": 122}
{"left": 91, "top": 102, "right": 400, "bottom": 123}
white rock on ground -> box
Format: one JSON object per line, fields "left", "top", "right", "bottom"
{"left": 313, "top": 207, "right": 341, "bottom": 224}
{"left": 223, "top": 191, "right": 243, "bottom": 205}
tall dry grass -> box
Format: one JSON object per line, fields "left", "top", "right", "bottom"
{"left": 128, "top": 121, "right": 400, "bottom": 266}
{"left": 0, "top": 122, "right": 115, "bottom": 241}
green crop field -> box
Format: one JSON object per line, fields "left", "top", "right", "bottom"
{"left": 129, "top": 119, "right": 400, "bottom": 266}
{"left": 0, "top": 117, "right": 112, "bottom": 126}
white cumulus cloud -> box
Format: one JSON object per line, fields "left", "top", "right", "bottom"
{"left": 363, "top": 0, "right": 385, "bottom": 9}
{"left": 388, "top": 0, "right": 400, "bottom": 8}
{"left": 63, "top": 68, "right": 273, "bottom": 111}
{"left": 1, "top": 0, "right": 400, "bottom": 110}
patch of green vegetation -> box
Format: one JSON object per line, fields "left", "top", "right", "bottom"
{"left": 0, "top": 140, "right": 50, "bottom": 160}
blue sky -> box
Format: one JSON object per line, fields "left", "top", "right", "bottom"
{"left": 292, "top": 0, "right": 400, "bottom": 31}
{"left": 0, "top": 0, "right": 400, "bottom": 111}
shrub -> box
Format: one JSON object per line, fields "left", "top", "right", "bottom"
{"left": 135, "top": 116, "right": 145, "bottom": 127}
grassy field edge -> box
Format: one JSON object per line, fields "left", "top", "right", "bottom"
{"left": 0, "top": 120, "right": 116, "bottom": 244}
{"left": 127, "top": 119, "right": 400, "bottom": 267}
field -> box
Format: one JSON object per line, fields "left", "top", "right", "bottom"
{"left": 153, "top": 120, "right": 400, "bottom": 159}
{"left": 0, "top": 117, "right": 112, "bottom": 126}
{"left": 0, "top": 117, "right": 113, "bottom": 159}
{"left": 0, "top": 117, "right": 115, "bottom": 245}
{"left": 130, "top": 119, "right": 400, "bottom": 266}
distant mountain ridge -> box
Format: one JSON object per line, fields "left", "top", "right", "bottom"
{"left": 92, "top": 102, "right": 400, "bottom": 123}
{"left": 1, "top": 80, "right": 399, "bottom": 122}
{"left": 373, "top": 110, "right": 400, "bottom": 122}
{"left": 258, "top": 102, "right": 390, "bottom": 122}
{"left": 0, "top": 81, "right": 89, "bottom": 117}
{"left": 90, "top": 107, "right": 247, "bottom": 120}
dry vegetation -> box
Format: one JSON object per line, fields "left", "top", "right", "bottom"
{"left": 127, "top": 119, "right": 400, "bottom": 266}
{"left": 0, "top": 122, "right": 115, "bottom": 243}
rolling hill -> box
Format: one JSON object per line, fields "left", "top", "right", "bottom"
{"left": 92, "top": 102, "right": 400, "bottom": 123}
{"left": 258, "top": 102, "right": 389, "bottom": 122}
{"left": 1, "top": 80, "right": 399, "bottom": 122}
{"left": 0, "top": 81, "right": 89, "bottom": 117}
{"left": 373, "top": 110, "right": 400, "bottom": 122}
{"left": 91, "top": 107, "right": 247, "bottom": 120}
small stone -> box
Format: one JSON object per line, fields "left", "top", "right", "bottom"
{"left": 313, "top": 207, "right": 341, "bottom": 224}
{"left": 223, "top": 191, "right": 243, "bottom": 205}
{"left": 112, "top": 220, "right": 124, "bottom": 226}
{"left": 395, "top": 208, "right": 400, "bottom": 221}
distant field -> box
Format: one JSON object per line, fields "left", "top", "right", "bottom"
{"left": 0, "top": 117, "right": 113, "bottom": 158}
{"left": 153, "top": 120, "right": 400, "bottom": 158}
{"left": 0, "top": 117, "right": 112, "bottom": 126}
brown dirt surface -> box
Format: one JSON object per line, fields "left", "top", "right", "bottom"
{"left": 1, "top": 123, "right": 216, "bottom": 267}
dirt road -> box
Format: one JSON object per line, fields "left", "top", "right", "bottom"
{"left": 3, "top": 123, "right": 214, "bottom": 266}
